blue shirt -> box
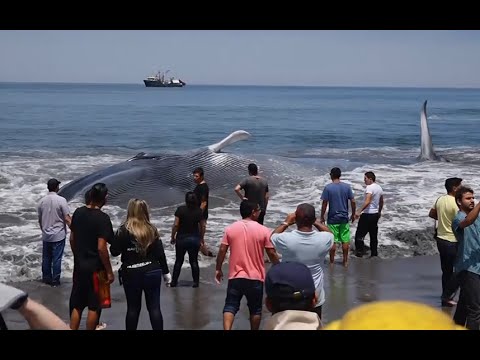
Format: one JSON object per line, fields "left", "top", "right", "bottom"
{"left": 452, "top": 211, "right": 480, "bottom": 276}
{"left": 321, "top": 182, "right": 354, "bottom": 224}
{"left": 271, "top": 229, "right": 334, "bottom": 307}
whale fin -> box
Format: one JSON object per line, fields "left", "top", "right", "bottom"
{"left": 419, "top": 100, "right": 439, "bottom": 161}
{"left": 208, "top": 130, "right": 251, "bottom": 153}
{"left": 127, "top": 152, "right": 146, "bottom": 161}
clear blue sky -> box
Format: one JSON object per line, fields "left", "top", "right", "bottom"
{"left": 1, "top": 30, "right": 479, "bottom": 87}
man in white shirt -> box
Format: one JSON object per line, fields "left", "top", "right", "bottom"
{"left": 354, "top": 171, "right": 384, "bottom": 258}
{"left": 37, "top": 178, "right": 71, "bottom": 286}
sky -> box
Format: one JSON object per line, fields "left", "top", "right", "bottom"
{"left": 1, "top": 30, "right": 479, "bottom": 87}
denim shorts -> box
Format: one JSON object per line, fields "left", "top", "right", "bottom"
{"left": 223, "top": 278, "right": 264, "bottom": 316}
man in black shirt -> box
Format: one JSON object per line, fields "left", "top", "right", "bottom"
{"left": 193, "top": 167, "right": 209, "bottom": 220}
{"left": 193, "top": 167, "right": 213, "bottom": 257}
{"left": 69, "top": 183, "right": 114, "bottom": 330}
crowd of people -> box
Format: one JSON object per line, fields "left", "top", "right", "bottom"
{"left": 2, "top": 163, "right": 477, "bottom": 330}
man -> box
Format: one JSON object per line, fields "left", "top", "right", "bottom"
{"left": 193, "top": 167, "right": 209, "bottom": 221}
{"left": 193, "top": 167, "right": 212, "bottom": 256}
{"left": 452, "top": 186, "right": 480, "bottom": 330}
{"left": 69, "top": 183, "right": 114, "bottom": 330}
{"left": 354, "top": 171, "right": 384, "bottom": 258}
{"left": 270, "top": 203, "right": 334, "bottom": 319}
{"left": 37, "top": 178, "right": 71, "bottom": 287}
{"left": 264, "top": 262, "right": 322, "bottom": 330}
{"left": 320, "top": 167, "right": 356, "bottom": 267}
{"left": 215, "top": 200, "right": 279, "bottom": 330}
{"left": 428, "top": 177, "right": 462, "bottom": 307}
{"left": 82, "top": 188, "right": 107, "bottom": 330}
{"left": 235, "top": 163, "right": 269, "bottom": 225}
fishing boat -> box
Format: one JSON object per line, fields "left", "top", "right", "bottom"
{"left": 143, "top": 70, "right": 186, "bottom": 87}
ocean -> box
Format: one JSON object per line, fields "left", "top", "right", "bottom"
{"left": 1, "top": 82, "right": 480, "bottom": 282}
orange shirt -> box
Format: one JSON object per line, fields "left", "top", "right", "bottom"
{"left": 221, "top": 219, "right": 273, "bottom": 281}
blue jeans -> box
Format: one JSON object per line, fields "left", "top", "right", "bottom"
{"left": 42, "top": 239, "right": 65, "bottom": 285}
{"left": 436, "top": 237, "right": 460, "bottom": 301}
{"left": 122, "top": 268, "right": 164, "bottom": 330}
{"left": 172, "top": 235, "right": 201, "bottom": 285}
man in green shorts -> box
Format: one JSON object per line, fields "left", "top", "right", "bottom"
{"left": 320, "top": 167, "right": 356, "bottom": 267}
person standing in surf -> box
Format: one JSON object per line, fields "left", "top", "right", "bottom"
{"left": 192, "top": 167, "right": 212, "bottom": 256}
{"left": 234, "top": 163, "right": 269, "bottom": 225}
{"left": 37, "top": 178, "right": 71, "bottom": 287}
{"left": 320, "top": 167, "right": 356, "bottom": 267}
{"left": 170, "top": 191, "right": 206, "bottom": 287}
{"left": 354, "top": 171, "right": 384, "bottom": 258}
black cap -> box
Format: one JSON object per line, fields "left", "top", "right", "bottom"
{"left": 47, "top": 178, "right": 61, "bottom": 191}
{"left": 265, "top": 262, "right": 316, "bottom": 301}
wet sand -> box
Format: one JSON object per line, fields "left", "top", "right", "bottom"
{"left": 2, "top": 254, "right": 454, "bottom": 330}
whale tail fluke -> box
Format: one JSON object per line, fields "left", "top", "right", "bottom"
{"left": 419, "top": 100, "right": 441, "bottom": 161}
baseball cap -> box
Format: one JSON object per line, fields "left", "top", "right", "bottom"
{"left": 265, "top": 262, "right": 315, "bottom": 301}
{"left": 323, "top": 300, "right": 465, "bottom": 330}
{"left": 47, "top": 178, "right": 61, "bottom": 190}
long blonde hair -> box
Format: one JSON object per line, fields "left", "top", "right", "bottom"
{"left": 124, "top": 199, "right": 159, "bottom": 255}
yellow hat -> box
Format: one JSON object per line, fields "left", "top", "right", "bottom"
{"left": 324, "top": 301, "right": 465, "bottom": 330}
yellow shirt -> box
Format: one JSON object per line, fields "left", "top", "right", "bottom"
{"left": 434, "top": 195, "right": 458, "bottom": 242}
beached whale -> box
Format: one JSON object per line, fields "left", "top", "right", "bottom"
{"left": 58, "top": 130, "right": 265, "bottom": 208}
{"left": 418, "top": 100, "right": 448, "bottom": 162}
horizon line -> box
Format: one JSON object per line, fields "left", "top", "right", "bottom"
{"left": 1, "top": 80, "right": 480, "bottom": 90}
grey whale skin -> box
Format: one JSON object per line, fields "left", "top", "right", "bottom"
{"left": 418, "top": 100, "right": 447, "bottom": 162}
{"left": 58, "top": 130, "right": 263, "bottom": 208}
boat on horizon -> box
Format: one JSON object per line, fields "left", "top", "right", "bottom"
{"left": 143, "top": 70, "right": 186, "bottom": 88}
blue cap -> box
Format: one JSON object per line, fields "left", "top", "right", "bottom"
{"left": 265, "top": 262, "right": 315, "bottom": 301}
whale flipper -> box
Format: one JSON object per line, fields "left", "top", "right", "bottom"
{"left": 208, "top": 130, "right": 251, "bottom": 153}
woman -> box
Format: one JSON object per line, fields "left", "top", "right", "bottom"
{"left": 171, "top": 191, "right": 206, "bottom": 288}
{"left": 110, "top": 199, "right": 171, "bottom": 330}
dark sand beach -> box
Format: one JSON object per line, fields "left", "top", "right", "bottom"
{"left": 2, "top": 254, "right": 454, "bottom": 330}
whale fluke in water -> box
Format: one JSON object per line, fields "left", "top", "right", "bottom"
{"left": 418, "top": 100, "right": 447, "bottom": 162}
